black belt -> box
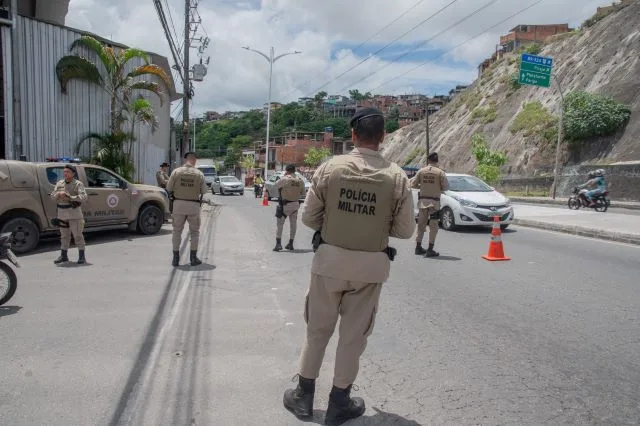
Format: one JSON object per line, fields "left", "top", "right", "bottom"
{"left": 282, "top": 199, "right": 297, "bottom": 205}
{"left": 418, "top": 195, "right": 440, "bottom": 200}
{"left": 312, "top": 232, "right": 396, "bottom": 261}
{"left": 173, "top": 197, "right": 200, "bottom": 203}
{"left": 57, "top": 204, "right": 72, "bottom": 209}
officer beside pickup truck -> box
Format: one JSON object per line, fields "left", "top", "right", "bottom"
{"left": 167, "top": 152, "right": 208, "bottom": 267}
{"left": 50, "top": 164, "right": 88, "bottom": 264}
{"left": 282, "top": 107, "right": 415, "bottom": 425}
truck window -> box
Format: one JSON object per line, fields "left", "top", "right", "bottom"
{"left": 197, "top": 167, "right": 216, "bottom": 176}
{"left": 85, "top": 168, "right": 123, "bottom": 189}
{"left": 46, "top": 167, "right": 65, "bottom": 185}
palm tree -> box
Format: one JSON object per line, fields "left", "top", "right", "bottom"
{"left": 55, "top": 35, "right": 172, "bottom": 135}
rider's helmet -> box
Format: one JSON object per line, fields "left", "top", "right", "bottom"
{"left": 595, "top": 169, "right": 605, "bottom": 177}
{"left": 587, "top": 171, "right": 596, "bottom": 179}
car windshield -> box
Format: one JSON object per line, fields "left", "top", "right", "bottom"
{"left": 447, "top": 175, "right": 493, "bottom": 192}
{"left": 198, "top": 167, "right": 216, "bottom": 175}
{"left": 220, "top": 176, "right": 239, "bottom": 183}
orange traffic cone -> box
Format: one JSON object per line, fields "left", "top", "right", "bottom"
{"left": 482, "top": 215, "right": 510, "bottom": 261}
{"left": 262, "top": 191, "right": 269, "bottom": 206}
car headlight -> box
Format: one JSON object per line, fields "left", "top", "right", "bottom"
{"left": 452, "top": 195, "right": 477, "bottom": 208}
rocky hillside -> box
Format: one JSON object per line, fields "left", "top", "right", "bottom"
{"left": 381, "top": 1, "right": 640, "bottom": 175}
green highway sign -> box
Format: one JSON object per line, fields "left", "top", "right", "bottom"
{"left": 519, "top": 53, "right": 553, "bottom": 88}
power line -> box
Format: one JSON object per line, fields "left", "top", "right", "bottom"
{"left": 335, "top": 0, "right": 499, "bottom": 94}
{"left": 282, "top": 0, "right": 428, "bottom": 99}
{"left": 301, "top": 0, "right": 460, "bottom": 98}
{"left": 367, "top": 0, "right": 546, "bottom": 94}
{"left": 163, "top": 0, "right": 182, "bottom": 54}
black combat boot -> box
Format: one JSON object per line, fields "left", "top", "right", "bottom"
{"left": 54, "top": 250, "right": 69, "bottom": 264}
{"left": 283, "top": 375, "right": 315, "bottom": 420}
{"left": 172, "top": 251, "right": 180, "bottom": 267}
{"left": 190, "top": 250, "right": 202, "bottom": 266}
{"left": 285, "top": 239, "right": 294, "bottom": 250}
{"left": 324, "top": 385, "right": 366, "bottom": 426}
{"left": 415, "top": 242, "right": 427, "bottom": 255}
{"left": 425, "top": 243, "right": 440, "bottom": 258}
{"left": 273, "top": 238, "right": 283, "bottom": 252}
{"left": 77, "top": 250, "right": 86, "bottom": 265}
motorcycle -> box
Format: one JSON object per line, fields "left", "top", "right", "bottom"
{"left": 0, "top": 232, "right": 19, "bottom": 306}
{"left": 254, "top": 183, "right": 264, "bottom": 198}
{"left": 568, "top": 187, "right": 610, "bottom": 212}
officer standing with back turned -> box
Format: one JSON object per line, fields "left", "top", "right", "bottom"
{"left": 282, "top": 107, "right": 415, "bottom": 425}
{"left": 411, "top": 152, "right": 448, "bottom": 257}
{"left": 166, "top": 152, "right": 208, "bottom": 267}
{"left": 273, "top": 164, "right": 305, "bottom": 252}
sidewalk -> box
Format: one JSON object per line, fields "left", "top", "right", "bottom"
{"left": 512, "top": 204, "right": 640, "bottom": 246}
{"left": 510, "top": 196, "right": 640, "bottom": 211}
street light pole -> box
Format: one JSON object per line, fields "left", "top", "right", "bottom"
{"left": 424, "top": 101, "right": 430, "bottom": 160}
{"left": 242, "top": 46, "right": 301, "bottom": 179}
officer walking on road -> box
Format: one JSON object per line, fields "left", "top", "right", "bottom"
{"left": 283, "top": 107, "right": 415, "bottom": 425}
{"left": 411, "top": 152, "right": 448, "bottom": 257}
{"left": 50, "top": 165, "right": 88, "bottom": 265}
{"left": 273, "top": 164, "right": 305, "bottom": 252}
{"left": 166, "top": 152, "right": 208, "bottom": 267}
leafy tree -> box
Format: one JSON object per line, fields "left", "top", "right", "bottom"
{"left": 304, "top": 147, "right": 332, "bottom": 167}
{"left": 470, "top": 133, "right": 506, "bottom": 184}
{"left": 385, "top": 120, "right": 400, "bottom": 133}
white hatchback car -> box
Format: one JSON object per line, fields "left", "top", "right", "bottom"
{"left": 412, "top": 173, "right": 513, "bottom": 231}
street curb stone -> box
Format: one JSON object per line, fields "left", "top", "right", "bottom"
{"left": 512, "top": 218, "right": 640, "bottom": 246}
{"left": 510, "top": 197, "right": 640, "bottom": 210}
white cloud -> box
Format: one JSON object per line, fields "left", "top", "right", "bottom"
{"left": 65, "top": 0, "right": 606, "bottom": 115}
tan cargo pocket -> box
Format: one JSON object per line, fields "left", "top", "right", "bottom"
{"left": 303, "top": 294, "right": 310, "bottom": 324}
{"left": 363, "top": 305, "right": 377, "bottom": 337}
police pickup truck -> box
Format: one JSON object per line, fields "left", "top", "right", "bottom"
{"left": 0, "top": 159, "right": 170, "bottom": 254}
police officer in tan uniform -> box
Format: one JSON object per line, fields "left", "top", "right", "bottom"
{"left": 50, "top": 165, "right": 88, "bottom": 264}
{"left": 166, "top": 152, "right": 208, "bottom": 267}
{"left": 273, "top": 164, "right": 305, "bottom": 252}
{"left": 283, "top": 107, "right": 415, "bottom": 425}
{"left": 411, "top": 152, "right": 448, "bottom": 257}
{"left": 156, "top": 162, "right": 170, "bottom": 189}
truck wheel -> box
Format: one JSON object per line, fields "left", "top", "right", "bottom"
{"left": 1, "top": 217, "right": 40, "bottom": 254}
{"left": 137, "top": 205, "right": 163, "bottom": 235}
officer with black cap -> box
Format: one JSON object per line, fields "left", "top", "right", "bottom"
{"left": 410, "top": 151, "right": 448, "bottom": 257}
{"left": 166, "top": 152, "right": 208, "bottom": 266}
{"left": 156, "top": 162, "right": 170, "bottom": 189}
{"left": 283, "top": 106, "right": 415, "bottom": 425}
{"left": 273, "top": 163, "right": 305, "bottom": 251}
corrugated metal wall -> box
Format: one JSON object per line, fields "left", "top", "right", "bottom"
{"left": 13, "top": 16, "right": 172, "bottom": 184}
{"left": 1, "top": 25, "right": 14, "bottom": 160}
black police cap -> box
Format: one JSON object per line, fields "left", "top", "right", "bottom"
{"left": 350, "top": 107, "right": 384, "bottom": 127}
{"left": 160, "top": 162, "right": 169, "bottom": 167}
{"left": 427, "top": 152, "right": 439, "bottom": 162}
{"left": 285, "top": 164, "right": 296, "bottom": 172}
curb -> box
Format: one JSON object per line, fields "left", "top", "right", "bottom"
{"left": 510, "top": 197, "right": 640, "bottom": 211}
{"left": 512, "top": 218, "right": 640, "bottom": 246}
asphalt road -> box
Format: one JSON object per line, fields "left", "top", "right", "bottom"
{"left": 1, "top": 192, "right": 639, "bottom": 425}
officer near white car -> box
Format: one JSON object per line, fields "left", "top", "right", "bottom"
{"left": 166, "top": 152, "right": 208, "bottom": 267}
{"left": 411, "top": 152, "right": 448, "bottom": 257}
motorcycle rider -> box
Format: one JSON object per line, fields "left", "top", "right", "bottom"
{"left": 579, "top": 169, "right": 607, "bottom": 206}
{"left": 254, "top": 173, "right": 265, "bottom": 197}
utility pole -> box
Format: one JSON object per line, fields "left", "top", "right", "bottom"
{"left": 424, "top": 101, "right": 430, "bottom": 160}
{"left": 182, "top": 0, "right": 190, "bottom": 158}
{"left": 552, "top": 74, "right": 565, "bottom": 200}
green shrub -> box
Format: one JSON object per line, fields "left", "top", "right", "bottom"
{"left": 470, "top": 101, "right": 498, "bottom": 124}
{"left": 404, "top": 147, "right": 425, "bottom": 166}
{"left": 582, "top": 2, "right": 630, "bottom": 28}
{"left": 509, "top": 72, "right": 522, "bottom": 91}
{"left": 522, "top": 43, "right": 542, "bottom": 55}
{"left": 563, "top": 90, "right": 631, "bottom": 141}
{"left": 471, "top": 133, "right": 506, "bottom": 184}
{"left": 510, "top": 101, "right": 558, "bottom": 143}
{"left": 461, "top": 90, "right": 482, "bottom": 110}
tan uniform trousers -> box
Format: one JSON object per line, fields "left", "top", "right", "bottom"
{"left": 299, "top": 273, "right": 382, "bottom": 389}
{"left": 276, "top": 201, "right": 300, "bottom": 240}
{"left": 416, "top": 206, "right": 439, "bottom": 244}
{"left": 172, "top": 200, "right": 201, "bottom": 251}
{"left": 60, "top": 219, "right": 85, "bottom": 250}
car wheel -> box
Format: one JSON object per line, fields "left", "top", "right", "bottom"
{"left": 211, "top": 186, "right": 215, "bottom": 195}
{"left": 1, "top": 217, "right": 40, "bottom": 254}
{"left": 440, "top": 207, "right": 456, "bottom": 231}
{"left": 240, "top": 191, "right": 244, "bottom": 196}
{"left": 137, "top": 205, "right": 163, "bottom": 235}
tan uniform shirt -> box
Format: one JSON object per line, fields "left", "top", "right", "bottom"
{"left": 302, "top": 147, "right": 415, "bottom": 283}
{"left": 410, "top": 165, "right": 448, "bottom": 209}
{"left": 166, "top": 164, "right": 208, "bottom": 215}
{"left": 276, "top": 173, "right": 305, "bottom": 202}
{"left": 156, "top": 169, "right": 170, "bottom": 188}
{"left": 50, "top": 179, "right": 87, "bottom": 220}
